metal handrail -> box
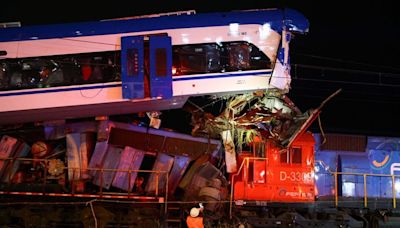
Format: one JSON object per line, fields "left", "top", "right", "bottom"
{"left": 229, "top": 157, "right": 268, "bottom": 218}
{"left": 331, "top": 171, "right": 400, "bottom": 208}
{"left": 0, "top": 157, "right": 169, "bottom": 200}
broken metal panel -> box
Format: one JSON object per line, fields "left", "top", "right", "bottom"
{"left": 92, "top": 145, "right": 122, "bottom": 189}
{"left": 112, "top": 146, "right": 145, "bottom": 191}
{"left": 167, "top": 155, "right": 190, "bottom": 196}
{"left": 183, "top": 161, "right": 223, "bottom": 201}
{"left": 88, "top": 141, "right": 109, "bottom": 177}
{"left": 221, "top": 130, "right": 237, "bottom": 173}
{"left": 144, "top": 153, "right": 174, "bottom": 195}
{"left": 284, "top": 89, "right": 341, "bottom": 148}
{"left": 270, "top": 30, "right": 292, "bottom": 92}
{"left": 2, "top": 142, "right": 30, "bottom": 182}
{"left": 178, "top": 154, "right": 210, "bottom": 189}
{"left": 66, "top": 133, "right": 95, "bottom": 181}
{"left": 0, "top": 135, "right": 19, "bottom": 179}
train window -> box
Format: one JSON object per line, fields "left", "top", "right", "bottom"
{"left": 248, "top": 160, "right": 254, "bottom": 183}
{"left": 155, "top": 48, "right": 167, "bottom": 76}
{"left": 280, "top": 147, "right": 302, "bottom": 164}
{"left": 280, "top": 149, "right": 290, "bottom": 164}
{"left": 249, "top": 44, "right": 272, "bottom": 69}
{"left": 160, "top": 42, "right": 270, "bottom": 76}
{"left": 253, "top": 141, "right": 265, "bottom": 157}
{"left": 291, "top": 147, "right": 302, "bottom": 164}
{"left": 253, "top": 160, "right": 266, "bottom": 183}
{"left": 172, "top": 44, "right": 221, "bottom": 75}
{"left": 225, "top": 42, "right": 250, "bottom": 70}
{"left": 222, "top": 42, "right": 271, "bottom": 72}
{"left": 0, "top": 51, "right": 120, "bottom": 91}
{"left": 0, "top": 63, "right": 8, "bottom": 90}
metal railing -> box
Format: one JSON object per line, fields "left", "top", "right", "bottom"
{"left": 228, "top": 158, "right": 400, "bottom": 217}
{"left": 0, "top": 157, "right": 169, "bottom": 208}
{"left": 315, "top": 160, "right": 399, "bottom": 208}
{"left": 333, "top": 171, "right": 399, "bottom": 208}
{"left": 229, "top": 157, "right": 268, "bottom": 218}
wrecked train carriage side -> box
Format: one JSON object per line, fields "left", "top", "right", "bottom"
{"left": 0, "top": 121, "right": 223, "bottom": 202}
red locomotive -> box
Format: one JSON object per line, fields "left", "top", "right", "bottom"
{"left": 233, "top": 132, "right": 315, "bottom": 203}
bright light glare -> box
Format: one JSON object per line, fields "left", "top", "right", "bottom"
{"left": 182, "top": 37, "right": 189, "bottom": 44}
{"left": 395, "top": 180, "right": 400, "bottom": 192}
{"left": 259, "top": 23, "right": 271, "bottom": 39}
{"left": 229, "top": 23, "right": 239, "bottom": 34}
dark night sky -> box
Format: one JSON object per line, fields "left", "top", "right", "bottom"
{"left": 2, "top": 1, "right": 400, "bottom": 136}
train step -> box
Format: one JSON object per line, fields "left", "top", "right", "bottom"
{"left": 165, "top": 204, "right": 183, "bottom": 228}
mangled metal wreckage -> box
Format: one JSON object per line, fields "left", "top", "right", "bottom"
{"left": 0, "top": 82, "right": 343, "bottom": 227}
{"left": 0, "top": 30, "right": 341, "bottom": 224}
{"left": 188, "top": 89, "right": 325, "bottom": 173}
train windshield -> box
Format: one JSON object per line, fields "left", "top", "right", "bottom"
{"left": 172, "top": 41, "right": 271, "bottom": 76}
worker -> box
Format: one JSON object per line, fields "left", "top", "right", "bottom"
{"left": 186, "top": 205, "right": 204, "bottom": 228}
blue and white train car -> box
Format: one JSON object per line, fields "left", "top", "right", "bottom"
{"left": 0, "top": 9, "right": 308, "bottom": 124}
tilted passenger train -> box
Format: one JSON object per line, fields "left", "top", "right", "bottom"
{"left": 0, "top": 8, "right": 308, "bottom": 125}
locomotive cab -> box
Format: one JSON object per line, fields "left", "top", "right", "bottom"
{"left": 233, "top": 132, "right": 316, "bottom": 203}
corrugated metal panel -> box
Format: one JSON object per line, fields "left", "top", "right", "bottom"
{"left": 168, "top": 155, "right": 190, "bottom": 196}
{"left": 92, "top": 145, "right": 122, "bottom": 189}
{"left": 320, "top": 134, "right": 366, "bottom": 152}
{"left": 145, "top": 153, "right": 174, "bottom": 194}
{"left": 66, "top": 133, "right": 95, "bottom": 181}
{"left": 112, "top": 147, "right": 144, "bottom": 191}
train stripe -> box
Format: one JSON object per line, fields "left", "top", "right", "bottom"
{"left": 172, "top": 71, "right": 271, "bottom": 81}
{"left": 0, "top": 83, "right": 121, "bottom": 97}
{"left": 0, "top": 71, "right": 271, "bottom": 97}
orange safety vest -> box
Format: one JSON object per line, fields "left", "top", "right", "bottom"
{"left": 186, "top": 215, "right": 204, "bottom": 228}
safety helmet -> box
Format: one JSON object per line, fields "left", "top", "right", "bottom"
{"left": 190, "top": 207, "right": 200, "bottom": 217}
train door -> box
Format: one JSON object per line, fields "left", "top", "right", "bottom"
{"left": 121, "top": 35, "right": 172, "bottom": 99}
{"left": 148, "top": 36, "right": 172, "bottom": 98}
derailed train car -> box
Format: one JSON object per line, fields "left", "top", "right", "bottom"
{"left": 0, "top": 120, "right": 227, "bottom": 227}
{"left": 0, "top": 111, "right": 319, "bottom": 227}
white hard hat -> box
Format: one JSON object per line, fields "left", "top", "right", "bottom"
{"left": 190, "top": 207, "right": 200, "bottom": 217}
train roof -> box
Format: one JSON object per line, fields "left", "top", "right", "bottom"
{"left": 0, "top": 8, "right": 309, "bottom": 42}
